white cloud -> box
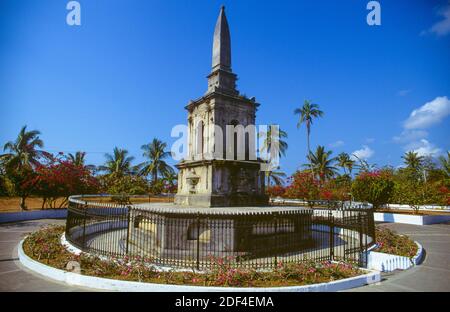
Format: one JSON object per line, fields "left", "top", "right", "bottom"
{"left": 404, "top": 139, "right": 442, "bottom": 157}
{"left": 329, "top": 140, "right": 344, "bottom": 148}
{"left": 404, "top": 96, "right": 450, "bottom": 129}
{"left": 351, "top": 145, "right": 374, "bottom": 160}
{"left": 428, "top": 4, "right": 450, "bottom": 36}
{"left": 393, "top": 130, "right": 428, "bottom": 144}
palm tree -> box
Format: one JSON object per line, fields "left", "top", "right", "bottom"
{"left": 336, "top": 152, "right": 355, "bottom": 176}
{"left": 68, "top": 151, "right": 86, "bottom": 166}
{"left": 1, "top": 126, "right": 50, "bottom": 169}
{"left": 98, "top": 147, "right": 136, "bottom": 176}
{"left": 139, "top": 138, "right": 174, "bottom": 184}
{"left": 67, "top": 151, "right": 96, "bottom": 172}
{"left": 260, "top": 125, "right": 288, "bottom": 158}
{"left": 402, "top": 151, "right": 424, "bottom": 172}
{"left": 305, "top": 146, "right": 337, "bottom": 181}
{"left": 294, "top": 100, "right": 324, "bottom": 172}
{"left": 439, "top": 151, "right": 450, "bottom": 177}
{"left": 352, "top": 155, "right": 377, "bottom": 173}
{"left": 266, "top": 169, "right": 286, "bottom": 187}
{"left": 163, "top": 171, "right": 178, "bottom": 187}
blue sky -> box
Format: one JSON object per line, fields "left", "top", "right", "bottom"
{"left": 1, "top": 0, "right": 449, "bottom": 176}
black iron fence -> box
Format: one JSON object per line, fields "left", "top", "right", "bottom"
{"left": 66, "top": 195, "right": 375, "bottom": 270}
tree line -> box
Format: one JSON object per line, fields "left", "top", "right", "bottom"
{"left": 0, "top": 126, "right": 176, "bottom": 210}
{"left": 265, "top": 100, "right": 450, "bottom": 210}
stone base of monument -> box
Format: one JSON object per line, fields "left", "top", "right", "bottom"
{"left": 128, "top": 204, "right": 313, "bottom": 266}
{"left": 174, "top": 193, "right": 269, "bottom": 208}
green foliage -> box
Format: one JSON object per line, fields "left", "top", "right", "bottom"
{"left": 294, "top": 100, "right": 324, "bottom": 170}
{"left": 139, "top": 138, "right": 174, "bottom": 184}
{"left": 304, "top": 145, "right": 337, "bottom": 181}
{"left": 101, "top": 174, "right": 148, "bottom": 196}
{"left": 336, "top": 152, "right": 355, "bottom": 175}
{"left": 351, "top": 170, "right": 394, "bottom": 209}
{"left": 98, "top": 147, "right": 137, "bottom": 176}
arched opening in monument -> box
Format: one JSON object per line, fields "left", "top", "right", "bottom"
{"left": 196, "top": 120, "right": 204, "bottom": 157}
{"left": 187, "top": 222, "right": 211, "bottom": 243}
{"left": 230, "top": 120, "right": 239, "bottom": 160}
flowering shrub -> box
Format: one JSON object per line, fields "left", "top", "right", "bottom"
{"left": 284, "top": 171, "right": 320, "bottom": 201}
{"left": 266, "top": 185, "right": 286, "bottom": 197}
{"left": 23, "top": 226, "right": 363, "bottom": 287}
{"left": 24, "top": 155, "right": 99, "bottom": 208}
{"left": 283, "top": 171, "right": 351, "bottom": 202}
{"left": 374, "top": 227, "right": 418, "bottom": 258}
{"left": 352, "top": 170, "right": 394, "bottom": 210}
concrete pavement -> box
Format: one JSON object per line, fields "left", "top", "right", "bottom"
{"left": 1, "top": 219, "right": 449, "bottom": 292}
{"left": 0, "top": 219, "right": 88, "bottom": 291}
{"left": 347, "top": 222, "right": 450, "bottom": 292}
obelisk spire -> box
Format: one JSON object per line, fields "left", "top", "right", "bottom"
{"left": 212, "top": 6, "right": 231, "bottom": 72}
{"left": 207, "top": 6, "right": 237, "bottom": 95}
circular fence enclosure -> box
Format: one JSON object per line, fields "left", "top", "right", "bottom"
{"left": 66, "top": 195, "right": 375, "bottom": 270}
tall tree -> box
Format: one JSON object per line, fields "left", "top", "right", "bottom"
{"left": 402, "top": 151, "right": 424, "bottom": 172}
{"left": 306, "top": 146, "right": 337, "bottom": 182}
{"left": 1, "top": 126, "right": 50, "bottom": 169}
{"left": 266, "top": 169, "right": 286, "bottom": 186}
{"left": 139, "top": 138, "right": 174, "bottom": 185}
{"left": 68, "top": 151, "right": 86, "bottom": 166}
{"left": 260, "top": 125, "right": 288, "bottom": 158}
{"left": 336, "top": 152, "right": 355, "bottom": 176}
{"left": 260, "top": 125, "right": 288, "bottom": 188}
{"left": 294, "top": 100, "right": 324, "bottom": 172}
{"left": 67, "top": 151, "right": 96, "bottom": 172}
{"left": 438, "top": 151, "right": 450, "bottom": 177}
{"left": 353, "top": 155, "right": 377, "bottom": 173}
{"left": 98, "top": 147, "right": 136, "bottom": 176}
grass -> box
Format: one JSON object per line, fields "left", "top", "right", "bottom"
{"left": 0, "top": 196, "right": 174, "bottom": 213}
{"left": 23, "top": 225, "right": 363, "bottom": 288}
{"left": 0, "top": 197, "right": 66, "bottom": 212}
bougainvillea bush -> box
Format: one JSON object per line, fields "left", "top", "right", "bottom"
{"left": 374, "top": 227, "right": 418, "bottom": 258}
{"left": 23, "top": 226, "right": 363, "bottom": 287}
{"left": 351, "top": 170, "right": 394, "bottom": 210}
{"left": 24, "top": 155, "right": 99, "bottom": 208}
{"left": 283, "top": 171, "right": 351, "bottom": 202}
{"left": 266, "top": 185, "right": 286, "bottom": 198}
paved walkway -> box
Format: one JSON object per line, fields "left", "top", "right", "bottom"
{"left": 0, "top": 219, "right": 87, "bottom": 291}
{"left": 1, "top": 219, "right": 449, "bottom": 291}
{"left": 347, "top": 222, "right": 450, "bottom": 292}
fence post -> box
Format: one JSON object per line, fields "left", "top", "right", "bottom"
{"left": 196, "top": 213, "right": 200, "bottom": 271}
{"left": 82, "top": 204, "right": 87, "bottom": 249}
{"left": 273, "top": 212, "right": 279, "bottom": 267}
{"left": 358, "top": 212, "right": 364, "bottom": 267}
{"left": 329, "top": 210, "right": 334, "bottom": 261}
{"left": 126, "top": 205, "right": 131, "bottom": 255}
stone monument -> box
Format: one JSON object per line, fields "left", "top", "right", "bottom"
{"left": 175, "top": 6, "right": 268, "bottom": 207}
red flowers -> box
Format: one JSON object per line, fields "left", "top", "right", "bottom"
{"left": 24, "top": 153, "right": 99, "bottom": 207}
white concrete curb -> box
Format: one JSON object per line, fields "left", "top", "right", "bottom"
{"left": 0, "top": 209, "right": 67, "bottom": 223}
{"left": 374, "top": 212, "right": 450, "bottom": 225}
{"left": 367, "top": 241, "right": 424, "bottom": 272}
{"left": 18, "top": 239, "right": 380, "bottom": 292}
